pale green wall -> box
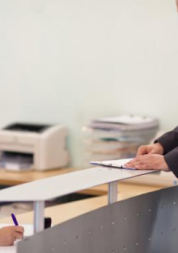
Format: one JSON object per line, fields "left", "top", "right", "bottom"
{"left": 0, "top": 0, "right": 178, "bottom": 166}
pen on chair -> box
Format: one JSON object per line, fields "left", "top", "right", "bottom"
{"left": 11, "top": 213, "right": 19, "bottom": 226}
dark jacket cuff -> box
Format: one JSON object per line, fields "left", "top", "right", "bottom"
{"left": 164, "top": 148, "right": 178, "bottom": 178}
{"left": 155, "top": 127, "right": 178, "bottom": 154}
{"left": 154, "top": 138, "right": 170, "bottom": 155}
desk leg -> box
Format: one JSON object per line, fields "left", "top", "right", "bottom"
{"left": 108, "top": 181, "right": 118, "bottom": 204}
{"left": 34, "top": 201, "right": 44, "bottom": 234}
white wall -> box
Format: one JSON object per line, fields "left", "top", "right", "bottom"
{"left": 0, "top": 0, "right": 177, "bottom": 166}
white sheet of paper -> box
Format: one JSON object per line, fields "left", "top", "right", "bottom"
{"left": 0, "top": 247, "right": 15, "bottom": 253}
{"left": 0, "top": 224, "right": 33, "bottom": 253}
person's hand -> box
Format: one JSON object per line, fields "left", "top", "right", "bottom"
{"left": 176, "top": 0, "right": 178, "bottom": 11}
{"left": 124, "top": 154, "right": 170, "bottom": 171}
{"left": 0, "top": 226, "right": 24, "bottom": 246}
{"left": 137, "top": 143, "right": 164, "bottom": 156}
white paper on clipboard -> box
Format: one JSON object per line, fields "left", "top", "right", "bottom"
{"left": 90, "top": 158, "right": 135, "bottom": 170}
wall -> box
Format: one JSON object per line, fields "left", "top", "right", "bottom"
{"left": 0, "top": 0, "right": 177, "bottom": 166}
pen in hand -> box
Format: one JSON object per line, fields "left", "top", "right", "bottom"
{"left": 11, "top": 213, "right": 19, "bottom": 226}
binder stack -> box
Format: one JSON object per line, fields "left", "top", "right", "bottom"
{"left": 82, "top": 115, "right": 159, "bottom": 168}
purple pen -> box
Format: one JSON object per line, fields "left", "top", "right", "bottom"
{"left": 11, "top": 213, "right": 19, "bottom": 226}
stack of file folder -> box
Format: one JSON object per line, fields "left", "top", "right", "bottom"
{"left": 82, "top": 115, "right": 159, "bottom": 168}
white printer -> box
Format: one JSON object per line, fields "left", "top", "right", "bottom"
{"left": 0, "top": 123, "right": 69, "bottom": 171}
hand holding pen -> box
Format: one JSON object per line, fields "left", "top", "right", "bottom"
{"left": 0, "top": 214, "right": 24, "bottom": 246}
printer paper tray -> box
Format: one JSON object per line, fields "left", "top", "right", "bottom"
{"left": 0, "top": 151, "right": 33, "bottom": 171}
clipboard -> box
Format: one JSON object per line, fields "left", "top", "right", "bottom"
{"left": 90, "top": 158, "right": 135, "bottom": 170}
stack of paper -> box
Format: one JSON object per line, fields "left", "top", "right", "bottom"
{"left": 89, "top": 115, "right": 159, "bottom": 130}
{"left": 81, "top": 115, "right": 159, "bottom": 168}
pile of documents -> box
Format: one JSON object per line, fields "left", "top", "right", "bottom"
{"left": 82, "top": 115, "right": 159, "bottom": 168}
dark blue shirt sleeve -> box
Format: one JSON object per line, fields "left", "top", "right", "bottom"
{"left": 155, "top": 127, "right": 178, "bottom": 178}
{"left": 164, "top": 148, "right": 178, "bottom": 178}
{"left": 155, "top": 126, "right": 178, "bottom": 155}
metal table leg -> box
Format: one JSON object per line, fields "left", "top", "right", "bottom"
{"left": 34, "top": 201, "right": 45, "bottom": 234}
{"left": 108, "top": 181, "right": 118, "bottom": 204}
